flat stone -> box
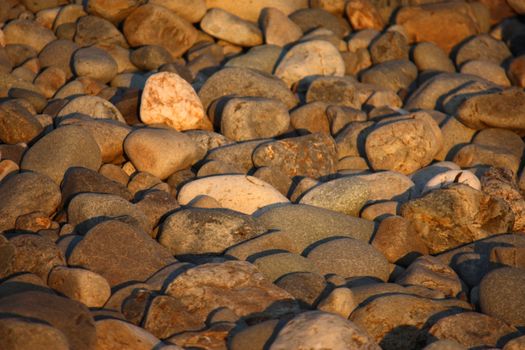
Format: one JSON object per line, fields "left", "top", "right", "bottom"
{"left": 306, "top": 237, "right": 390, "bottom": 281}
{"left": 275, "top": 40, "right": 345, "bottom": 88}
{"left": 220, "top": 97, "right": 290, "bottom": 141}
{"left": 177, "top": 175, "right": 289, "bottom": 215}
{"left": 0, "top": 172, "right": 61, "bottom": 233}
{"left": 201, "top": 8, "right": 262, "bottom": 47}
{"left": 401, "top": 184, "right": 514, "bottom": 254}
{"left": 365, "top": 112, "right": 443, "bottom": 175}
{"left": 68, "top": 220, "right": 175, "bottom": 287}
{"left": 0, "top": 291, "right": 96, "bottom": 350}
{"left": 198, "top": 67, "right": 298, "bottom": 111}
{"left": 158, "top": 208, "right": 266, "bottom": 255}
{"left": 270, "top": 311, "right": 380, "bottom": 350}
{"left": 21, "top": 125, "right": 102, "bottom": 185}
{"left": 253, "top": 133, "right": 338, "bottom": 179}
{"left": 124, "top": 127, "right": 205, "bottom": 180}
{"left": 299, "top": 176, "right": 370, "bottom": 216}
{"left": 164, "top": 261, "right": 296, "bottom": 325}
{"left": 140, "top": 72, "right": 212, "bottom": 131}
{"left": 123, "top": 4, "right": 198, "bottom": 58}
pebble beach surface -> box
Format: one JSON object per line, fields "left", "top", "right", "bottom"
{"left": 0, "top": 0, "right": 525, "bottom": 349}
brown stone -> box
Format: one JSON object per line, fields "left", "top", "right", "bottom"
{"left": 345, "top": 0, "right": 384, "bottom": 31}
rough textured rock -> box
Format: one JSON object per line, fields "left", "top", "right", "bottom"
{"left": 365, "top": 113, "right": 443, "bottom": 175}
{"left": 346, "top": 0, "right": 384, "bottom": 31}
{"left": 401, "top": 184, "right": 514, "bottom": 254}
{"left": 158, "top": 208, "right": 266, "bottom": 255}
{"left": 270, "top": 311, "right": 380, "bottom": 350}
{"left": 123, "top": 4, "right": 198, "bottom": 58}
{"left": 0, "top": 172, "right": 61, "bottom": 233}
{"left": 0, "top": 103, "right": 43, "bottom": 144}
{"left": 164, "top": 261, "right": 297, "bottom": 324}
{"left": 140, "top": 72, "right": 212, "bottom": 131}
{"left": 275, "top": 40, "right": 345, "bottom": 88}
{"left": 67, "top": 220, "right": 175, "bottom": 287}
{"left": 306, "top": 237, "right": 390, "bottom": 281}
{"left": 253, "top": 133, "right": 338, "bottom": 179}
{"left": 21, "top": 125, "right": 102, "bottom": 185}
{"left": 177, "top": 175, "right": 289, "bottom": 214}
{"left": 0, "top": 316, "right": 70, "bottom": 350}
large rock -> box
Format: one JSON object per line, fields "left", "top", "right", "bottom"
{"left": 395, "top": 2, "right": 480, "bottom": 53}
{"left": 124, "top": 127, "right": 204, "bottom": 180}
{"left": 350, "top": 294, "right": 471, "bottom": 350}
{"left": 123, "top": 4, "right": 198, "bottom": 58}
{"left": 306, "top": 237, "right": 391, "bottom": 281}
{"left": 365, "top": 113, "right": 443, "bottom": 175}
{"left": 456, "top": 88, "right": 525, "bottom": 133}
{"left": 0, "top": 172, "right": 61, "bottom": 233}
{"left": 158, "top": 208, "right": 266, "bottom": 255}
{"left": 479, "top": 267, "right": 525, "bottom": 330}
{"left": 252, "top": 133, "right": 338, "bottom": 179}
{"left": 0, "top": 291, "right": 96, "bottom": 350}
{"left": 164, "top": 261, "right": 296, "bottom": 324}
{"left": 401, "top": 184, "right": 514, "bottom": 254}
{"left": 274, "top": 40, "right": 345, "bottom": 88}
{"left": 198, "top": 67, "right": 298, "bottom": 111}
{"left": 270, "top": 311, "right": 380, "bottom": 350}
{"left": 21, "top": 125, "right": 102, "bottom": 185}
{"left": 177, "top": 175, "right": 289, "bottom": 214}
{"left": 67, "top": 220, "right": 175, "bottom": 287}
{"left": 140, "top": 72, "right": 212, "bottom": 131}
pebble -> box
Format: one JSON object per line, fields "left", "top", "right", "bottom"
{"left": 140, "top": 72, "right": 212, "bottom": 131}
{"left": 274, "top": 40, "right": 345, "bottom": 88}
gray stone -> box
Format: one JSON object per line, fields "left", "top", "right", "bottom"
{"left": 21, "top": 125, "right": 102, "bottom": 185}
{"left": 72, "top": 46, "right": 118, "bottom": 83}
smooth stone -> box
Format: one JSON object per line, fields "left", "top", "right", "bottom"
{"left": 504, "top": 335, "right": 525, "bottom": 350}
{"left": 95, "top": 318, "right": 166, "bottom": 350}
{"left": 0, "top": 316, "right": 69, "bottom": 350}
{"left": 275, "top": 271, "right": 327, "bottom": 307}
{"left": 365, "top": 112, "right": 443, "bottom": 175}
{"left": 428, "top": 312, "right": 519, "bottom": 349}
{"left": 253, "top": 252, "right": 320, "bottom": 282}
{"left": 306, "top": 237, "right": 390, "bottom": 281}
{"left": 360, "top": 59, "right": 417, "bottom": 93}
{"left": 369, "top": 30, "right": 409, "bottom": 64}
{"left": 140, "top": 72, "right": 211, "bottom": 131}
{"left": 0, "top": 291, "right": 96, "bottom": 350}
{"left": 68, "top": 220, "right": 175, "bottom": 287}
{"left": 354, "top": 171, "right": 415, "bottom": 203}
{"left": 290, "top": 101, "right": 330, "bottom": 135}
{"left": 253, "top": 166, "right": 293, "bottom": 196}
{"left": 299, "top": 176, "right": 370, "bottom": 216}
{"left": 423, "top": 340, "right": 467, "bottom": 350}
{"left": 220, "top": 97, "right": 290, "bottom": 141}
{"left": 422, "top": 170, "right": 481, "bottom": 194}
{"left": 48, "top": 266, "right": 111, "bottom": 308}
{"left": 275, "top": 40, "right": 345, "bottom": 88}
{"left": 508, "top": 55, "right": 525, "bottom": 87}
{"left": 434, "top": 116, "right": 477, "bottom": 161}
{"left": 401, "top": 184, "right": 514, "bottom": 254}
{"left": 123, "top": 4, "right": 198, "bottom": 58}
{"left": 260, "top": 7, "right": 303, "bottom": 47}
{"left": 57, "top": 95, "right": 125, "bottom": 122}
{"left": 130, "top": 45, "right": 172, "bottom": 71}
{"left": 224, "top": 230, "right": 298, "bottom": 261}
{"left": 158, "top": 208, "right": 266, "bottom": 255}
{"left": 456, "top": 88, "right": 525, "bottom": 132}
{"left": 317, "top": 287, "right": 357, "bottom": 318}
{"left": 0, "top": 103, "right": 42, "bottom": 144}
{"left": 206, "top": 139, "right": 267, "bottom": 172}
{"left": 229, "top": 319, "right": 280, "bottom": 350}
{"left": 270, "top": 311, "right": 380, "bottom": 350}
{"left": 74, "top": 15, "right": 128, "bottom": 48}
{"left": 345, "top": 0, "right": 384, "bottom": 31}
{"left": 164, "top": 261, "right": 296, "bottom": 324}
{"left": 201, "top": 8, "right": 262, "bottom": 47}
{"left": 38, "top": 40, "right": 77, "bottom": 79}
{"left": 453, "top": 143, "right": 521, "bottom": 175}
{"left": 85, "top": 0, "right": 144, "bottom": 23}
{"left": 21, "top": 125, "right": 102, "bottom": 185}
{"left": 205, "top": 0, "right": 308, "bottom": 22}
{"left": 178, "top": 175, "right": 289, "bottom": 214}
{"left": 460, "top": 60, "right": 511, "bottom": 86}
{"left": 395, "top": 255, "right": 463, "bottom": 297}
{"left": 3, "top": 19, "right": 56, "bottom": 52}
{"left": 474, "top": 128, "right": 525, "bottom": 158}
{"left": 350, "top": 294, "right": 471, "bottom": 350}
{"left": 412, "top": 42, "right": 455, "bottom": 73}
{"left": 198, "top": 67, "right": 298, "bottom": 111}
{"left": 225, "top": 45, "right": 282, "bottom": 74}
{"left": 149, "top": 0, "right": 206, "bottom": 23}
{"left": 305, "top": 76, "right": 360, "bottom": 109}
{"left": 455, "top": 34, "right": 512, "bottom": 66}
{"left": 254, "top": 204, "right": 375, "bottom": 252}
{"left": 124, "top": 127, "right": 204, "bottom": 180}
{"left": 252, "top": 132, "right": 338, "bottom": 179}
